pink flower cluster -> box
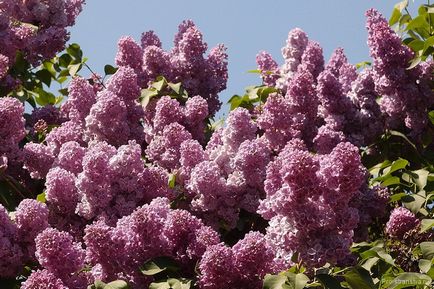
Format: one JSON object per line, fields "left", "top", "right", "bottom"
{"left": 198, "top": 232, "right": 283, "bottom": 289}
{"left": 259, "top": 140, "right": 367, "bottom": 267}
{"left": 386, "top": 207, "right": 421, "bottom": 240}
{"left": 256, "top": 9, "right": 434, "bottom": 150}
{"left": 115, "top": 20, "right": 228, "bottom": 116}
{"left": 0, "top": 97, "right": 28, "bottom": 182}
{"left": 144, "top": 95, "right": 209, "bottom": 168}
{"left": 366, "top": 9, "right": 434, "bottom": 136}
{"left": 84, "top": 198, "right": 219, "bottom": 288}
{"left": 0, "top": 0, "right": 84, "bottom": 85}
{"left": 181, "top": 108, "right": 271, "bottom": 229}
{"left": 0, "top": 9, "right": 409, "bottom": 289}
{"left": 1, "top": 200, "right": 49, "bottom": 278}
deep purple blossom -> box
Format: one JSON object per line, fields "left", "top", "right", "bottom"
{"left": 386, "top": 207, "right": 421, "bottom": 239}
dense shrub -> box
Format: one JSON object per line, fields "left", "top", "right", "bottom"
{"left": 0, "top": 1, "right": 433, "bottom": 289}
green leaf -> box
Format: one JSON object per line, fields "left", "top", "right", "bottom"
{"left": 168, "top": 174, "right": 176, "bottom": 189}
{"left": 104, "top": 280, "right": 129, "bottom": 289}
{"left": 87, "top": 280, "right": 106, "bottom": 289}
{"left": 228, "top": 95, "right": 243, "bottom": 110}
{"left": 402, "top": 193, "right": 425, "bottom": 214}
{"left": 152, "top": 77, "right": 167, "bottom": 91}
{"left": 140, "top": 256, "right": 179, "bottom": 276}
{"left": 361, "top": 257, "right": 380, "bottom": 272}
{"left": 247, "top": 69, "right": 261, "bottom": 74}
{"left": 168, "top": 82, "right": 182, "bottom": 95}
{"left": 407, "top": 39, "right": 425, "bottom": 52}
{"left": 355, "top": 61, "right": 371, "bottom": 69}
{"left": 35, "top": 69, "right": 52, "bottom": 87}
{"left": 407, "top": 15, "right": 429, "bottom": 30}
{"left": 282, "top": 272, "right": 310, "bottom": 289}
{"left": 390, "top": 8, "right": 402, "bottom": 26}
{"left": 166, "top": 278, "right": 191, "bottom": 289}
{"left": 396, "top": 0, "right": 409, "bottom": 12}
{"left": 360, "top": 247, "right": 395, "bottom": 266}
{"left": 413, "top": 169, "right": 429, "bottom": 190}
{"left": 67, "top": 43, "right": 83, "bottom": 61}
{"left": 386, "top": 273, "right": 431, "bottom": 289}
{"left": 59, "top": 54, "right": 72, "bottom": 68}
{"left": 149, "top": 281, "right": 170, "bottom": 289}
{"left": 418, "top": 259, "right": 433, "bottom": 273}
{"left": 381, "top": 176, "right": 401, "bottom": 187}
{"left": 344, "top": 267, "right": 375, "bottom": 289}
{"left": 257, "top": 86, "right": 278, "bottom": 102}
{"left": 43, "top": 61, "right": 57, "bottom": 76}
{"left": 30, "top": 88, "right": 56, "bottom": 106}
{"left": 369, "top": 160, "right": 392, "bottom": 176}
{"left": 263, "top": 274, "right": 288, "bottom": 289}
{"left": 407, "top": 56, "right": 422, "bottom": 69}
{"left": 390, "top": 193, "right": 407, "bottom": 202}
{"left": 390, "top": 130, "right": 417, "bottom": 149}
{"left": 390, "top": 0, "right": 409, "bottom": 26}
{"left": 316, "top": 274, "right": 343, "bottom": 289}
{"left": 420, "top": 242, "right": 434, "bottom": 260}
{"left": 140, "top": 88, "right": 159, "bottom": 108}
{"left": 58, "top": 88, "right": 69, "bottom": 96}
{"left": 389, "top": 158, "right": 409, "bottom": 173}
{"left": 104, "top": 65, "right": 118, "bottom": 75}
{"left": 68, "top": 63, "right": 82, "bottom": 76}
{"left": 36, "top": 192, "right": 46, "bottom": 203}
{"left": 420, "top": 219, "right": 434, "bottom": 233}
{"left": 428, "top": 110, "right": 434, "bottom": 125}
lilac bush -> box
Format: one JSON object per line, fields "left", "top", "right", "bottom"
{"left": 0, "top": 2, "right": 433, "bottom": 289}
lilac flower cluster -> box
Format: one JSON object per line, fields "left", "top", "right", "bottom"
{"left": 259, "top": 141, "right": 366, "bottom": 267}
{"left": 144, "top": 95, "right": 209, "bottom": 168}
{"left": 84, "top": 198, "right": 219, "bottom": 288}
{"left": 386, "top": 207, "right": 421, "bottom": 240}
{"left": 0, "top": 199, "right": 53, "bottom": 279}
{"left": 256, "top": 9, "right": 434, "bottom": 150}
{"left": 0, "top": 97, "right": 26, "bottom": 176}
{"left": 181, "top": 108, "right": 271, "bottom": 229}
{"left": 85, "top": 67, "right": 144, "bottom": 147}
{"left": 256, "top": 30, "right": 385, "bottom": 152}
{"left": 2, "top": 9, "right": 420, "bottom": 289}
{"left": 0, "top": 204, "right": 24, "bottom": 278}
{"left": 366, "top": 9, "right": 434, "bottom": 136}
{"left": 198, "top": 232, "right": 283, "bottom": 289}
{"left": 0, "top": 0, "right": 84, "bottom": 83}
{"left": 115, "top": 20, "right": 228, "bottom": 116}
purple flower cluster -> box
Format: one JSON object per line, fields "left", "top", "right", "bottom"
{"left": 0, "top": 0, "right": 84, "bottom": 74}
{"left": 255, "top": 10, "right": 434, "bottom": 151}
{"left": 386, "top": 207, "right": 421, "bottom": 240}
{"left": 366, "top": 9, "right": 434, "bottom": 136}
{"left": 352, "top": 186, "right": 389, "bottom": 241}
{"left": 1, "top": 8, "right": 421, "bottom": 289}
{"left": 84, "top": 198, "right": 219, "bottom": 288}
{"left": 85, "top": 67, "right": 144, "bottom": 147}
{"left": 0, "top": 97, "right": 26, "bottom": 177}
{"left": 15, "top": 199, "right": 50, "bottom": 258}
{"left": 257, "top": 40, "right": 384, "bottom": 152}
{"left": 259, "top": 141, "right": 366, "bottom": 267}
{"left": 115, "top": 20, "right": 228, "bottom": 116}
{"left": 257, "top": 68, "right": 318, "bottom": 150}
{"left": 198, "top": 232, "right": 283, "bottom": 289}
{"left": 181, "top": 108, "right": 271, "bottom": 229}
{"left": 144, "top": 95, "right": 209, "bottom": 166}
{"left": 0, "top": 204, "right": 24, "bottom": 278}
{"left": 22, "top": 269, "right": 69, "bottom": 289}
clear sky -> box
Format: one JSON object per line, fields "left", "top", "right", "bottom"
{"left": 69, "top": 0, "right": 400, "bottom": 117}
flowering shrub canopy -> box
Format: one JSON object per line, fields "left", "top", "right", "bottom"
{"left": 0, "top": 1, "right": 434, "bottom": 289}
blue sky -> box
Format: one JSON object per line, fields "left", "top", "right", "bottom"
{"left": 70, "top": 0, "right": 399, "bottom": 117}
